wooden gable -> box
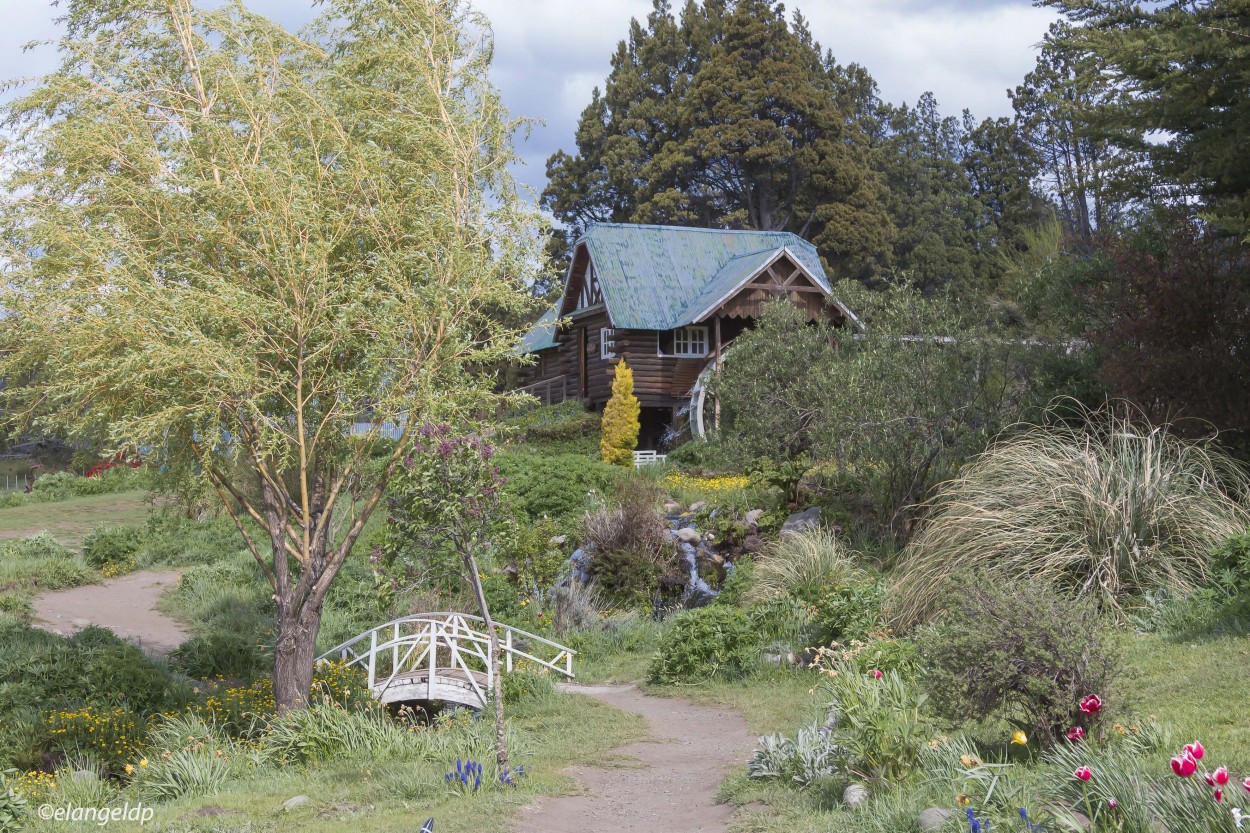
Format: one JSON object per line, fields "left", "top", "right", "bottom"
{"left": 557, "top": 244, "right": 604, "bottom": 318}
{"left": 698, "top": 252, "right": 843, "bottom": 324}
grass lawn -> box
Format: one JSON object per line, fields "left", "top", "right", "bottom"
{"left": 0, "top": 489, "right": 154, "bottom": 551}
{"left": 114, "top": 692, "right": 647, "bottom": 833}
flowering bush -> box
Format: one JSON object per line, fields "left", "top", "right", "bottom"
{"left": 45, "top": 705, "right": 147, "bottom": 774}
{"left": 662, "top": 471, "right": 751, "bottom": 494}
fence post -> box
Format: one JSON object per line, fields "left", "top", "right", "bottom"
{"left": 367, "top": 630, "right": 377, "bottom": 687}
{"left": 505, "top": 629, "right": 513, "bottom": 674}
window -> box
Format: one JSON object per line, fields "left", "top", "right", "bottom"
{"left": 600, "top": 328, "right": 618, "bottom": 360}
{"left": 658, "top": 326, "right": 708, "bottom": 358}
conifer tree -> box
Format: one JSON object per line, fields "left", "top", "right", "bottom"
{"left": 601, "top": 361, "right": 641, "bottom": 467}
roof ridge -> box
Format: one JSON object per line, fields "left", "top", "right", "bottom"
{"left": 588, "top": 221, "right": 806, "bottom": 240}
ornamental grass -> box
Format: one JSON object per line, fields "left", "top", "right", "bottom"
{"left": 891, "top": 408, "right": 1250, "bottom": 628}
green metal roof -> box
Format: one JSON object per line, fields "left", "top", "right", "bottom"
{"left": 580, "top": 223, "right": 836, "bottom": 330}
{"left": 519, "top": 306, "right": 560, "bottom": 353}
{"left": 520, "top": 223, "right": 859, "bottom": 354}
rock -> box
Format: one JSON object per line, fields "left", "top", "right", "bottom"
{"left": 709, "top": 553, "right": 725, "bottom": 566}
{"left": 741, "top": 533, "right": 765, "bottom": 555}
{"left": 781, "top": 507, "right": 821, "bottom": 534}
{"left": 283, "top": 796, "right": 312, "bottom": 810}
{"left": 547, "top": 534, "right": 567, "bottom": 546}
{"left": 843, "top": 783, "right": 869, "bottom": 809}
{"left": 663, "top": 501, "right": 682, "bottom": 514}
{"left": 688, "top": 501, "right": 707, "bottom": 513}
{"left": 918, "top": 807, "right": 955, "bottom": 832}
{"left": 675, "top": 527, "right": 702, "bottom": 545}
{"left": 743, "top": 509, "right": 764, "bottom": 527}
{"left": 70, "top": 770, "right": 98, "bottom": 783}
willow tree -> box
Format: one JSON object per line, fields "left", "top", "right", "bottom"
{"left": 0, "top": 0, "right": 541, "bottom": 708}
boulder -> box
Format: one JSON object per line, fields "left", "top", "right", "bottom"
{"left": 663, "top": 501, "right": 682, "bottom": 514}
{"left": 780, "top": 507, "right": 820, "bottom": 534}
{"left": 741, "top": 533, "right": 765, "bottom": 555}
{"left": 918, "top": 807, "right": 955, "bottom": 832}
{"left": 70, "top": 770, "right": 98, "bottom": 783}
{"left": 547, "top": 534, "right": 568, "bottom": 546}
{"left": 283, "top": 796, "right": 312, "bottom": 810}
{"left": 688, "top": 501, "right": 707, "bottom": 513}
{"left": 843, "top": 783, "right": 869, "bottom": 809}
{"left": 675, "top": 527, "right": 702, "bottom": 545}
{"left": 742, "top": 509, "right": 764, "bottom": 527}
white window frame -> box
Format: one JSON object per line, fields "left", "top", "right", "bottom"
{"left": 600, "top": 327, "right": 618, "bottom": 360}
{"left": 658, "top": 326, "right": 709, "bottom": 358}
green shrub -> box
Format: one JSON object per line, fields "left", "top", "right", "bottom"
{"left": 919, "top": 580, "right": 1120, "bottom": 744}
{"left": 82, "top": 525, "right": 145, "bottom": 572}
{"left": 809, "top": 582, "right": 885, "bottom": 644}
{"left": 647, "top": 606, "right": 760, "bottom": 684}
{"left": 0, "top": 534, "right": 74, "bottom": 561}
{"left": 892, "top": 410, "right": 1250, "bottom": 626}
{"left": 498, "top": 451, "right": 621, "bottom": 521}
{"left": 747, "top": 596, "right": 813, "bottom": 651}
{"left": 170, "top": 633, "right": 268, "bottom": 680}
{"left": 501, "top": 670, "right": 556, "bottom": 705}
{"left": 1210, "top": 531, "right": 1250, "bottom": 597}
{"left": 504, "top": 400, "right": 600, "bottom": 456}
{"left": 0, "top": 769, "right": 28, "bottom": 833}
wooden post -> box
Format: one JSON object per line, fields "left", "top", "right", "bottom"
{"left": 713, "top": 316, "right": 722, "bottom": 431}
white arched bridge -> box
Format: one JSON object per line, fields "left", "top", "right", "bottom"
{"left": 317, "top": 613, "right": 576, "bottom": 710}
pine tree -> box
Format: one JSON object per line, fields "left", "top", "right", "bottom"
{"left": 601, "top": 360, "right": 641, "bottom": 467}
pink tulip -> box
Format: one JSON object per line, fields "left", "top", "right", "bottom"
{"left": 1067, "top": 726, "right": 1085, "bottom": 742}
{"left": 1214, "top": 767, "right": 1230, "bottom": 786}
{"left": 1215, "top": 789, "right": 1223, "bottom": 803}
{"left": 1185, "top": 741, "right": 1205, "bottom": 761}
{"left": 1074, "top": 766, "right": 1093, "bottom": 781}
{"left": 870, "top": 669, "right": 883, "bottom": 679}
{"left": 1079, "top": 694, "right": 1103, "bottom": 715}
{"left": 1206, "top": 772, "right": 1217, "bottom": 786}
{"left": 1172, "top": 753, "right": 1198, "bottom": 778}
{"left": 1244, "top": 776, "right": 1250, "bottom": 792}
{"left": 1107, "top": 799, "right": 1118, "bottom": 809}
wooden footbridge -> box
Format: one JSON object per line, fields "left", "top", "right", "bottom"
{"left": 317, "top": 613, "right": 576, "bottom": 710}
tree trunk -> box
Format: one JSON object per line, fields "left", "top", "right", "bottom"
{"left": 273, "top": 601, "right": 324, "bottom": 710}
{"left": 463, "top": 550, "right": 509, "bottom": 773}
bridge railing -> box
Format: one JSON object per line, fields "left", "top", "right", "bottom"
{"left": 317, "top": 612, "right": 576, "bottom": 705}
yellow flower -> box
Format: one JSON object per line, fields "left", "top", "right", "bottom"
{"left": 1011, "top": 731, "right": 1028, "bottom": 746}
{"left": 960, "top": 754, "right": 980, "bottom": 768}
{"left": 139, "top": 758, "right": 148, "bottom": 768}
{"left": 125, "top": 764, "right": 134, "bottom": 775}
{"left": 957, "top": 794, "right": 971, "bottom": 808}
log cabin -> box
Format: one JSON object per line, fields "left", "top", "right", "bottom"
{"left": 515, "top": 222, "right": 862, "bottom": 450}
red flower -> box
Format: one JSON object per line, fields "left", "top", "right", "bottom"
{"left": 1073, "top": 766, "right": 1093, "bottom": 782}
{"left": 1214, "top": 767, "right": 1230, "bottom": 786}
{"left": 1214, "top": 788, "right": 1223, "bottom": 803}
{"left": 870, "top": 669, "right": 883, "bottom": 679}
{"left": 1066, "top": 726, "right": 1085, "bottom": 742}
{"left": 1184, "top": 741, "right": 1205, "bottom": 761}
{"left": 1171, "top": 753, "right": 1198, "bottom": 778}
{"left": 1079, "top": 694, "right": 1103, "bottom": 715}
{"left": 1244, "top": 776, "right": 1250, "bottom": 792}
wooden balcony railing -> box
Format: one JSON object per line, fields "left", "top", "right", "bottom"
{"left": 517, "top": 373, "right": 574, "bottom": 406}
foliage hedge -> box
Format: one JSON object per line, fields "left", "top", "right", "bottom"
{"left": 497, "top": 450, "right": 621, "bottom": 522}
{"left": 647, "top": 606, "right": 760, "bottom": 684}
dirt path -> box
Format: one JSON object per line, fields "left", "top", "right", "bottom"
{"left": 512, "top": 683, "right": 758, "bottom": 833}
{"left": 33, "top": 569, "right": 187, "bottom": 655}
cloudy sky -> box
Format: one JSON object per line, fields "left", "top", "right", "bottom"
{"left": 0, "top": 0, "right": 1057, "bottom": 198}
